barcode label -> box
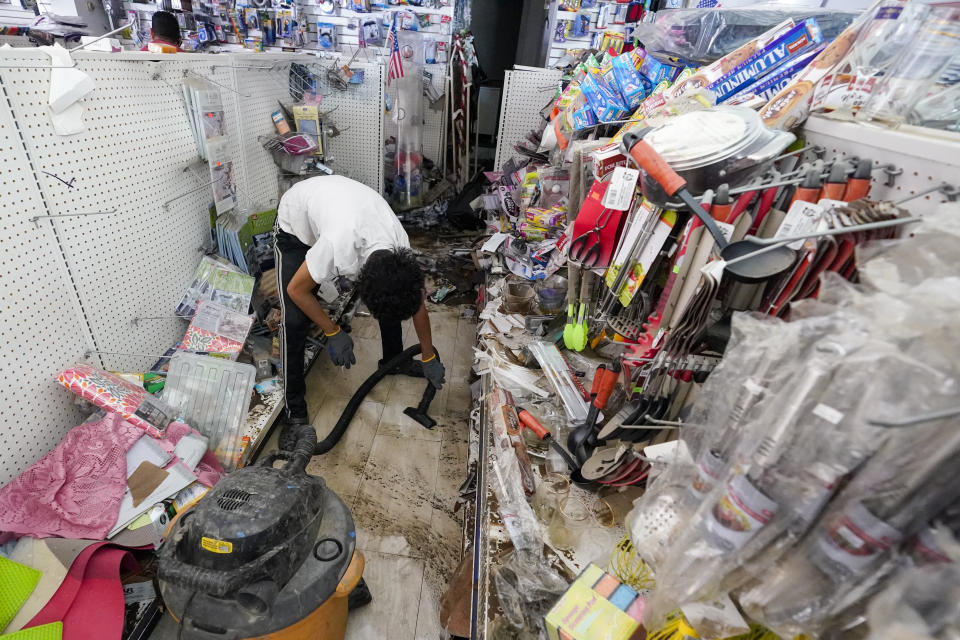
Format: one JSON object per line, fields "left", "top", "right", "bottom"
{"left": 602, "top": 167, "right": 640, "bottom": 211}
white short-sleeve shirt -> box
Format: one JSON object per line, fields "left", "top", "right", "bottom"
{"left": 277, "top": 175, "right": 410, "bottom": 290}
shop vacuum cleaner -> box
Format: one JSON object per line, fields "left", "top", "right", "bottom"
{"left": 158, "top": 345, "right": 439, "bottom": 640}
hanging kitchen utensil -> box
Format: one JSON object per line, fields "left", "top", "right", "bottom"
{"left": 562, "top": 265, "right": 581, "bottom": 349}
{"left": 843, "top": 158, "right": 873, "bottom": 202}
{"left": 569, "top": 207, "right": 618, "bottom": 267}
{"left": 621, "top": 130, "right": 798, "bottom": 285}
{"left": 570, "top": 269, "right": 593, "bottom": 351}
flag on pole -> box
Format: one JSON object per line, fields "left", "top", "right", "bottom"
{"left": 387, "top": 15, "right": 404, "bottom": 84}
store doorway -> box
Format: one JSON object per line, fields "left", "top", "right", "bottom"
{"left": 468, "top": 0, "right": 526, "bottom": 170}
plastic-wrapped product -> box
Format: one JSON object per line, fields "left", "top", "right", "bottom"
{"left": 865, "top": 562, "right": 960, "bottom": 640}
{"left": 856, "top": 7, "right": 960, "bottom": 126}
{"left": 740, "top": 416, "right": 960, "bottom": 638}
{"left": 635, "top": 7, "right": 857, "bottom": 64}
{"left": 626, "top": 313, "right": 802, "bottom": 567}
{"left": 814, "top": 1, "right": 929, "bottom": 118}
{"left": 162, "top": 353, "right": 256, "bottom": 471}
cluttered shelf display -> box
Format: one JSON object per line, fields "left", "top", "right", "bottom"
{"left": 471, "top": 1, "right": 960, "bottom": 639}
{"left": 112, "top": 0, "right": 466, "bottom": 54}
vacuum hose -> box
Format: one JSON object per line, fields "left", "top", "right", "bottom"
{"left": 315, "top": 344, "right": 435, "bottom": 454}
{"left": 280, "top": 344, "right": 438, "bottom": 456}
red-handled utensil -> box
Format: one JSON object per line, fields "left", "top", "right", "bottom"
{"left": 843, "top": 158, "right": 873, "bottom": 202}
{"left": 819, "top": 163, "right": 848, "bottom": 201}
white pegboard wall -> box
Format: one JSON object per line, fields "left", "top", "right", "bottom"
{"left": 0, "top": 66, "right": 92, "bottom": 485}
{"left": 494, "top": 67, "right": 561, "bottom": 170}
{"left": 802, "top": 115, "right": 960, "bottom": 217}
{"left": 422, "top": 63, "right": 447, "bottom": 164}
{"left": 0, "top": 49, "right": 387, "bottom": 484}
{"left": 0, "top": 51, "right": 218, "bottom": 374}
{"left": 318, "top": 60, "right": 386, "bottom": 193}
{"left": 225, "top": 55, "right": 385, "bottom": 196}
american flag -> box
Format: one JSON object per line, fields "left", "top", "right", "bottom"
{"left": 386, "top": 16, "right": 404, "bottom": 84}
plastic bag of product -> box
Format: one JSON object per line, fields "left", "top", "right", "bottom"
{"left": 814, "top": 1, "right": 930, "bottom": 119}
{"left": 634, "top": 7, "right": 858, "bottom": 64}
{"left": 909, "top": 81, "right": 960, "bottom": 132}
{"left": 740, "top": 415, "right": 960, "bottom": 638}
{"left": 856, "top": 7, "right": 960, "bottom": 126}
{"left": 865, "top": 562, "right": 960, "bottom": 640}
{"left": 492, "top": 552, "right": 569, "bottom": 639}
{"left": 625, "top": 313, "right": 803, "bottom": 568}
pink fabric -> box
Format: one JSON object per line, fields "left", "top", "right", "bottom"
{"left": 0, "top": 413, "right": 224, "bottom": 540}
{"left": 26, "top": 543, "right": 137, "bottom": 640}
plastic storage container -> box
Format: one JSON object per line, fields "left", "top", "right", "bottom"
{"left": 536, "top": 275, "right": 568, "bottom": 314}
{"left": 162, "top": 353, "right": 256, "bottom": 472}
{"left": 504, "top": 282, "right": 536, "bottom": 314}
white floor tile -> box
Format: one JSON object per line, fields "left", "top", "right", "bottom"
{"left": 345, "top": 550, "right": 424, "bottom": 640}
{"left": 305, "top": 396, "right": 384, "bottom": 504}
{"left": 352, "top": 434, "right": 442, "bottom": 558}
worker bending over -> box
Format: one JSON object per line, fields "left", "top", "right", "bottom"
{"left": 274, "top": 175, "right": 445, "bottom": 428}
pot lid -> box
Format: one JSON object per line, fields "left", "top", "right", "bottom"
{"left": 644, "top": 106, "right": 765, "bottom": 170}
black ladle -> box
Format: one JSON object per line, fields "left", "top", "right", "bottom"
{"left": 621, "top": 131, "right": 797, "bottom": 284}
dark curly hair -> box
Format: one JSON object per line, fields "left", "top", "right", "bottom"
{"left": 357, "top": 248, "right": 424, "bottom": 322}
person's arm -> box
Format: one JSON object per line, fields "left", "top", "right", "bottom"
{"left": 412, "top": 298, "right": 434, "bottom": 360}
{"left": 286, "top": 263, "right": 338, "bottom": 334}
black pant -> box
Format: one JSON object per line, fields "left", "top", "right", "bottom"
{"left": 274, "top": 228, "right": 404, "bottom": 421}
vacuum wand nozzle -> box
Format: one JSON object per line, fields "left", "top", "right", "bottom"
{"left": 404, "top": 382, "right": 438, "bottom": 429}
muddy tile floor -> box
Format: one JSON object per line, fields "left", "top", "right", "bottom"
{"left": 150, "top": 303, "right": 474, "bottom": 640}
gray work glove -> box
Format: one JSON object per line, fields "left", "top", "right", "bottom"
{"left": 422, "top": 353, "right": 446, "bottom": 390}
{"left": 326, "top": 328, "right": 356, "bottom": 368}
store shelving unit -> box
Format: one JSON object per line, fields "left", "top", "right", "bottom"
{"left": 493, "top": 67, "right": 563, "bottom": 170}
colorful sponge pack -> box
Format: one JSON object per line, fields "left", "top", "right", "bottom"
{"left": 545, "top": 564, "right": 646, "bottom": 640}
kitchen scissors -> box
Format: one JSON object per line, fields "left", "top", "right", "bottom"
{"left": 569, "top": 207, "right": 616, "bottom": 267}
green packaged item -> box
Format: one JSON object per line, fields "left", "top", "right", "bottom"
{"left": 143, "top": 372, "right": 166, "bottom": 394}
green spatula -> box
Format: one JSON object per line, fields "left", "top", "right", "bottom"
{"left": 569, "top": 270, "right": 592, "bottom": 352}
{"left": 562, "top": 266, "right": 581, "bottom": 349}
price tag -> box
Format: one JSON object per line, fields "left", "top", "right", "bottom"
{"left": 813, "top": 403, "right": 844, "bottom": 425}
{"left": 601, "top": 166, "right": 640, "bottom": 211}
{"left": 715, "top": 220, "right": 735, "bottom": 243}
{"left": 776, "top": 200, "right": 824, "bottom": 250}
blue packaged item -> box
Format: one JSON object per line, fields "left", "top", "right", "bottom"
{"left": 641, "top": 54, "right": 682, "bottom": 85}
{"left": 572, "top": 105, "right": 598, "bottom": 129}
{"left": 710, "top": 18, "right": 824, "bottom": 103}
{"left": 611, "top": 51, "right": 647, "bottom": 109}
{"left": 571, "top": 13, "right": 590, "bottom": 37}
{"left": 581, "top": 72, "right": 627, "bottom": 122}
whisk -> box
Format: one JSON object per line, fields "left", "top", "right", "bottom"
{"left": 608, "top": 534, "right": 656, "bottom": 593}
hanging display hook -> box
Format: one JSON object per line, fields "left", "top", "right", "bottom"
{"left": 29, "top": 210, "right": 116, "bottom": 227}
{"left": 883, "top": 164, "right": 903, "bottom": 187}
{"left": 163, "top": 179, "right": 219, "bottom": 210}
{"left": 132, "top": 315, "right": 192, "bottom": 327}
{"left": 724, "top": 216, "right": 923, "bottom": 268}
{"left": 184, "top": 70, "right": 252, "bottom": 98}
